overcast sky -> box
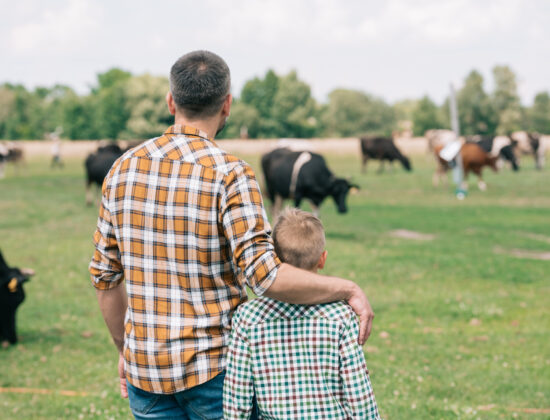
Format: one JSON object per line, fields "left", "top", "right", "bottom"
{"left": 1, "top": 0, "right": 548, "bottom": 105}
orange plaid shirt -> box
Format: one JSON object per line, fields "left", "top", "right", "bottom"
{"left": 89, "top": 125, "right": 280, "bottom": 394}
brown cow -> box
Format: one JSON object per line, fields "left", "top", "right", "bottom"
{"left": 434, "top": 143, "right": 499, "bottom": 191}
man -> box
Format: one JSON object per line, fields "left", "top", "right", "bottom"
{"left": 90, "top": 50, "right": 373, "bottom": 419}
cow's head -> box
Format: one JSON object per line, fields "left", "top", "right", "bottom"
{"left": 329, "top": 178, "right": 359, "bottom": 214}
{"left": 2, "top": 268, "right": 33, "bottom": 293}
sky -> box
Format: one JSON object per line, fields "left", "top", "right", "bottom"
{"left": 1, "top": 0, "right": 549, "bottom": 105}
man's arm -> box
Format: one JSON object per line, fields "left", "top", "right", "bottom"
{"left": 220, "top": 163, "right": 374, "bottom": 344}
{"left": 89, "top": 183, "right": 128, "bottom": 397}
{"left": 96, "top": 282, "right": 128, "bottom": 398}
{"left": 263, "top": 263, "right": 374, "bottom": 344}
{"left": 96, "top": 282, "right": 127, "bottom": 353}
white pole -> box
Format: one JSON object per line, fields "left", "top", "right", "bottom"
{"left": 449, "top": 83, "right": 465, "bottom": 199}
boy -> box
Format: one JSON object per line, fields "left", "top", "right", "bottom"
{"left": 224, "top": 208, "right": 382, "bottom": 419}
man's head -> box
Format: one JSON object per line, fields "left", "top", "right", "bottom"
{"left": 272, "top": 208, "right": 327, "bottom": 272}
{"left": 167, "top": 50, "right": 231, "bottom": 131}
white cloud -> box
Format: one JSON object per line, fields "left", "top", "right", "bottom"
{"left": 9, "top": 0, "right": 102, "bottom": 54}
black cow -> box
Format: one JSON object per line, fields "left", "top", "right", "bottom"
{"left": 467, "top": 135, "right": 519, "bottom": 171}
{"left": 0, "top": 251, "right": 34, "bottom": 346}
{"left": 360, "top": 137, "right": 412, "bottom": 173}
{"left": 85, "top": 143, "right": 124, "bottom": 205}
{"left": 261, "top": 148, "right": 358, "bottom": 218}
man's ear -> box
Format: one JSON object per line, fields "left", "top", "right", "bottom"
{"left": 317, "top": 250, "right": 328, "bottom": 270}
{"left": 166, "top": 91, "right": 176, "bottom": 116}
{"left": 221, "top": 94, "right": 232, "bottom": 118}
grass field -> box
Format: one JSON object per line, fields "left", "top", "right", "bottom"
{"left": 1, "top": 151, "right": 549, "bottom": 419}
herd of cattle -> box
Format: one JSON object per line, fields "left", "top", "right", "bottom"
{"left": 81, "top": 130, "right": 545, "bottom": 216}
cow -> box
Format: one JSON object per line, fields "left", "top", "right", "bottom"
{"left": 261, "top": 148, "right": 358, "bottom": 218}
{"left": 359, "top": 136, "right": 412, "bottom": 173}
{"left": 511, "top": 131, "right": 545, "bottom": 170}
{"left": 434, "top": 142, "right": 499, "bottom": 191}
{"left": 0, "top": 142, "right": 25, "bottom": 178}
{"left": 84, "top": 143, "right": 124, "bottom": 206}
{"left": 467, "top": 135, "right": 519, "bottom": 171}
{"left": 0, "top": 250, "right": 34, "bottom": 347}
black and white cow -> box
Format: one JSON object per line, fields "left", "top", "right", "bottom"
{"left": 84, "top": 143, "right": 124, "bottom": 205}
{"left": 0, "top": 250, "right": 34, "bottom": 346}
{"left": 359, "top": 137, "right": 412, "bottom": 173}
{"left": 261, "top": 148, "right": 358, "bottom": 218}
{"left": 511, "top": 131, "right": 545, "bottom": 170}
{"left": 467, "top": 135, "right": 519, "bottom": 171}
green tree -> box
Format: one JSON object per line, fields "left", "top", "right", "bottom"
{"left": 240, "top": 70, "right": 279, "bottom": 120}
{"left": 121, "top": 74, "right": 172, "bottom": 139}
{"left": 492, "top": 65, "right": 522, "bottom": 134}
{"left": 322, "top": 89, "right": 395, "bottom": 137}
{"left": 221, "top": 100, "right": 261, "bottom": 138}
{"left": 456, "top": 70, "right": 496, "bottom": 135}
{"left": 529, "top": 92, "right": 550, "bottom": 134}
{"left": 411, "top": 96, "right": 443, "bottom": 135}
{"left": 93, "top": 68, "right": 132, "bottom": 139}
{"left": 271, "top": 71, "right": 319, "bottom": 138}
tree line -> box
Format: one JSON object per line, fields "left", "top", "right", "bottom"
{"left": 0, "top": 65, "right": 549, "bottom": 141}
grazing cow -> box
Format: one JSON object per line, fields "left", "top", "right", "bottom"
{"left": 261, "top": 148, "right": 358, "bottom": 218}
{"left": 510, "top": 131, "right": 545, "bottom": 170}
{"left": 0, "top": 142, "right": 25, "bottom": 178}
{"left": 359, "top": 137, "right": 412, "bottom": 173}
{"left": 0, "top": 250, "right": 34, "bottom": 346}
{"left": 467, "top": 135, "right": 519, "bottom": 171}
{"left": 434, "top": 143, "right": 498, "bottom": 191}
{"left": 84, "top": 143, "right": 124, "bottom": 205}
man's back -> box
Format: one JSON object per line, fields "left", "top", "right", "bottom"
{"left": 224, "top": 296, "right": 381, "bottom": 419}
{"left": 90, "top": 125, "right": 279, "bottom": 394}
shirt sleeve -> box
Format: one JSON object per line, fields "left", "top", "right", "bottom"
{"left": 220, "top": 163, "right": 280, "bottom": 296}
{"left": 340, "top": 315, "right": 382, "bottom": 420}
{"left": 223, "top": 309, "right": 255, "bottom": 419}
{"left": 89, "top": 186, "right": 124, "bottom": 290}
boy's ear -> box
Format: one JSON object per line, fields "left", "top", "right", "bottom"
{"left": 317, "top": 250, "right": 328, "bottom": 270}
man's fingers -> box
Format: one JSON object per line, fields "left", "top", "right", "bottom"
{"left": 358, "top": 311, "right": 374, "bottom": 345}
{"left": 120, "top": 378, "right": 128, "bottom": 398}
{"left": 118, "top": 353, "right": 128, "bottom": 399}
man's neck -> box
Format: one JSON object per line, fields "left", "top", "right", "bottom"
{"left": 174, "top": 115, "right": 220, "bottom": 140}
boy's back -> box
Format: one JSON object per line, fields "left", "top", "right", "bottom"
{"left": 223, "top": 296, "right": 381, "bottom": 419}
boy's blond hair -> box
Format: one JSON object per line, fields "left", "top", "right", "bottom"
{"left": 272, "top": 208, "right": 325, "bottom": 270}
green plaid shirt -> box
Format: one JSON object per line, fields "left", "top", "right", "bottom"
{"left": 223, "top": 297, "right": 382, "bottom": 419}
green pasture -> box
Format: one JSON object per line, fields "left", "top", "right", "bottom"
{"left": 0, "top": 150, "right": 549, "bottom": 419}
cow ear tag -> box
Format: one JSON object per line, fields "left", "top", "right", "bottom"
{"left": 8, "top": 277, "right": 18, "bottom": 293}
{"left": 350, "top": 187, "right": 359, "bottom": 195}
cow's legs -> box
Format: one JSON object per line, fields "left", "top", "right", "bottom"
{"left": 85, "top": 180, "right": 93, "bottom": 206}
{"left": 311, "top": 203, "right": 320, "bottom": 218}
{"left": 473, "top": 167, "right": 486, "bottom": 191}
{"left": 361, "top": 155, "right": 368, "bottom": 173}
{"left": 377, "top": 160, "right": 385, "bottom": 174}
{"left": 1, "top": 309, "right": 18, "bottom": 344}
{"left": 272, "top": 195, "right": 283, "bottom": 221}
{"left": 433, "top": 163, "right": 447, "bottom": 187}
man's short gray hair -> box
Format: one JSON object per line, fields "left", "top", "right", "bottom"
{"left": 170, "top": 50, "right": 231, "bottom": 119}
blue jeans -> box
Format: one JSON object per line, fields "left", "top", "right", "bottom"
{"left": 127, "top": 371, "right": 226, "bottom": 420}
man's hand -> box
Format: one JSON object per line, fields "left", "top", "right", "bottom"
{"left": 346, "top": 284, "right": 374, "bottom": 345}
{"left": 118, "top": 353, "right": 128, "bottom": 398}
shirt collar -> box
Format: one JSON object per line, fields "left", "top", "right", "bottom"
{"left": 164, "top": 124, "right": 215, "bottom": 144}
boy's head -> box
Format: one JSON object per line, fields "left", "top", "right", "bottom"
{"left": 272, "top": 208, "right": 327, "bottom": 272}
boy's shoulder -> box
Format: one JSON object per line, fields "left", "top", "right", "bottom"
{"left": 234, "top": 296, "right": 356, "bottom": 327}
